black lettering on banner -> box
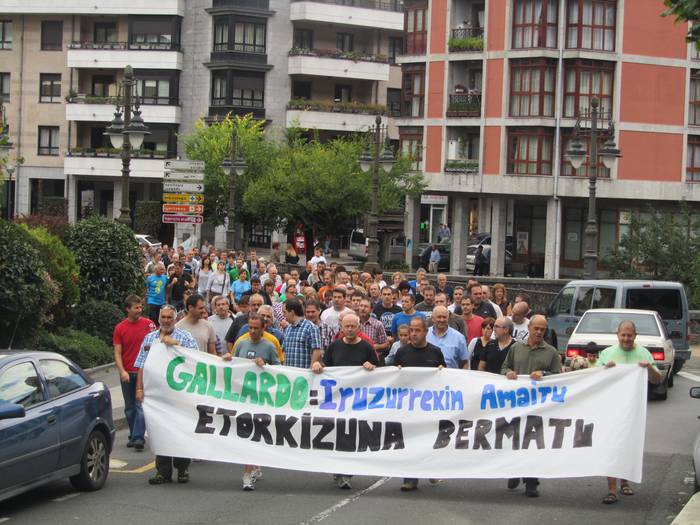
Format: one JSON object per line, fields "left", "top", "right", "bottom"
{"left": 252, "top": 413, "right": 273, "bottom": 444}
{"left": 336, "top": 418, "right": 358, "bottom": 452}
{"left": 473, "top": 419, "right": 492, "bottom": 450}
{"left": 522, "top": 415, "right": 545, "bottom": 450}
{"left": 275, "top": 415, "right": 299, "bottom": 447}
{"left": 495, "top": 417, "right": 520, "bottom": 450}
{"left": 382, "top": 422, "right": 405, "bottom": 450}
{"left": 300, "top": 412, "right": 312, "bottom": 449}
{"left": 549, "top": 418, "right": 572, "bottom": 449}
{"left": 216, "top": 407, "right": 237, "bottom": 436}
{"left": 312, "top": 417, "right": 335, "bottom": 450}
{"left": 433, "top": 420, "right": 455, "bottom": 449}
{"left": 357, "top": 420, "right": 382, "bottom": 452}
{"left": 237, "top": 412, "right": 254, "bottom": 439}
{"left": 573, "top": 419, "right": 594, "bottom": 448}
{"left": 194, "top": 404, "right": 215, "bottom": 434}
{"left": 455, "top": 420, "right": 473, "bottom": 449}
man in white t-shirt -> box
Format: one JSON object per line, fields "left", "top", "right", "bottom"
{"left": 176, "top": 294, "right": 217, "bottom": 355}
{"left": 509, "top": 301, "right": 530, "bottom": 341}
{"left": 209, "top": 295, "right": 234, "bottom": 348}
{"left": 320, "top": 287, "right": 353, "bottom": 333}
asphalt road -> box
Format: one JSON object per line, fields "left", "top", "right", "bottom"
{"left": 1, "top": 373, "right": 699, "bottom": 525}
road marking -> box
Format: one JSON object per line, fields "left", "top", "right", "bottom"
{"left": 109, "top": 459, "right": 128, "bottom": 469}
{"left": 0, "top": 517, "right": 10, "bottom": 523}
{"left": 52, "top": 493, "right": 81, "bottom": 503}
{"left": 111, "top": 461, "right": 156, "bottom": 474}
{"left": 678, "top": 371, "right": 700, "bottom": 383}
{"left": 299, "top": 477, "right": 391, "bottom": 525}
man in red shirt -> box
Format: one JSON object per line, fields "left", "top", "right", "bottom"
{"left": 461, "top": 296, "right": 484, "bottom": 344}
{"left": 113, "top": 295, "right": 157, "bottom": 450}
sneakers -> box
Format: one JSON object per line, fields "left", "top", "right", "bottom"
{"left": 251, "top": 467, "right": 263, "bottom": 482}
{"left": 242, "top": 472, "right": 255, "bottom": 491}
{"left": 337, "top": 475, "right": 352, "bottom": 490}
{"left": 507, "top": 478, "right": 520, "bottom": 490}
{"left": 148, "top": 473, "right": 172, "bottom": 485}
{"left": 134, "top": 441, "right": 145, "bottom": 452}
{"left": 177, "top": 470, "right": 189, "bottom": 484}
{"left": 400, "top": 479, "right": 418, "bottom": 492}
{"left": 525, "top": 482, "right": 539, "bottom": 498}
{"left": 126, "top": 440, "right": 134, "bottom": 448}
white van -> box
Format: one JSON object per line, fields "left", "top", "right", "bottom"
{"left": 348, "top": 229, "right": 368, "bottom": 260}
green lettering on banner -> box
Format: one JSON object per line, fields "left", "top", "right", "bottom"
{"left": 206, "top": 364, "right": 223, "bottom": 399}
{"left": 275, "top": 374, "right": 291, "bottom": 407}
{"left": 290, "top": 377, "right": 309, "bottom": 410}
{"left": 187, "top": 362, "right": 208, "bottom": 395}
{"left": 240, "top": 371, "right": 259, "bottom": 404}
{"left": 166, "top": 357, "right": 190, "bottom": 391}
{"left": 258, "top": 372, "right": 276, "bottom": 407}
{"left": 222, "top": 367, "right": 238, "bottom": 402}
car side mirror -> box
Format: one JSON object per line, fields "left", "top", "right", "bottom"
{"left": 0, "top": 402, "right": 26, "bottom": 420}
{"left": 690, "top": 387, "right": 700, "bottom": 399}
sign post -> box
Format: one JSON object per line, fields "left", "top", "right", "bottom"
{"left": 162, "top": 161, "right": 205, "bottom": 231}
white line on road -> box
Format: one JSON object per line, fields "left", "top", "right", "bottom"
{"left": 300, "top": 477, "right": 391, "bottom": 525}
{"left": 52, "top": 493, "right": 81, "bottom": 503}
{"left": 678, "top": 371, "right": 700, "bottom": 383}
{"left": 0, "top": 517, "right": 10, "bottom": 523}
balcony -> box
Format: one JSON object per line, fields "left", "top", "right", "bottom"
{"left": 66, "top": 97, "right": 181, "bottom": 124}
{"left": 446, "top": 92, "right": 481, "bottom": 117}
{"left": 212, "top": 0, "right": 270, "bottom": 9}
{"left": 448, "top": 27, "right": 484, "bottom": 53}
{"left": 286, "top": 99, "right": 385, "bottom": 132}
{"left": 208, "top": 106, "right": 266, "bottom": 121}
{"left": 67, "top": 42, "right": 183, "bottom": 70}
{"left": 444, "top": 159, "right": 479, "bottom": 173}
{"left": 288, "top": 48, "right": 390, "bottom": 81}
{"left": 290, "top": 0, "right": 403, "bottom": 31}
{"left": 65, "top": 150, "right": 176, "bottom": 179}
{"left": 2, "top": 0, "right": 183, "bottom": 15}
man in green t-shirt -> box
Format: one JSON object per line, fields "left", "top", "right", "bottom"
{"left": 597, "top": 320, "right": 661, "bottom": 505}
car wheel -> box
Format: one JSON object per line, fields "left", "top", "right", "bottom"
{"left": 655, "top": 385, "right": 668, "bottom": 401}
{"left": 70, "top": 430, "right": 109, "bottom": 491}
{"left": 667, "top": 372, "right": 674, "bottom": 388}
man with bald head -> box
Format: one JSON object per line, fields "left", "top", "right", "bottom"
{"left": 433, "top": 293, "right": 466, "bottom": 335}
{"left": 427, "top": 306, "right": 469, "bottom": 369}
{"left": 509, "top": 301, "right": 530, "bottom": 341}
{"left": 501, "top": 314, "right": 562, "bottom": 497}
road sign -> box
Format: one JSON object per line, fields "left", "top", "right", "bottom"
{"left": 164, "top": 171, "right": 204, "bottom": 182}
{"left": 163, "top": 204, "right": 204, "bottom": 214}
{"left": 162, "top": 214, "right": 203, "bottom": 224}
{"left": 165, "top": 160, "right": 205, "bottom": 172}
{"left": 163, "top": 181, "right": 204, "bottom": 194}
{"left": 163, "top": 193, "right": 204, "bottom": 203}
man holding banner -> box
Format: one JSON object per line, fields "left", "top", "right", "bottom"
{"left": 501, "top": 314, "right": 562, "bottom": 497}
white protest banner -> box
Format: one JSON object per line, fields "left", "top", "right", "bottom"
{"left": 143, "top": 344, "right": 648, "bottom": 481}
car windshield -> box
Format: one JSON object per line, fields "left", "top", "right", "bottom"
{"left": 144, "top": 236, "right": 159, "bottom": 244}
{"left": 577, "top": 312, "right": 660, "bottom": 336}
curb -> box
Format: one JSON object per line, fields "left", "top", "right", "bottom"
{"left": 673, "top": 492, "right": 700, "bottom": 524}
{"left": 85, "top": 362, "right": 117, "bottom": 375}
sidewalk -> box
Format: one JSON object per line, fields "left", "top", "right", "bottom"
{"left": 88, "top": 363, "right": 127, "bottom": 430}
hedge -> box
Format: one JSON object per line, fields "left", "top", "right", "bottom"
{"left": 73, "top": 300, "right": 124, "bottom": 346}
{"left": 34, "top": 328, "right": 113, "bottom": 369}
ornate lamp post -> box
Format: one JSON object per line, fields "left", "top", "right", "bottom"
{"left": 220, "top": 131, "right": 248, "bottom": 250}
{"left": 359, "top": 115, "right": 396, "bottom": 271}
{"left": 566, "top": 97, "right": 621, "bottom": 278}
{"left": 104, "top": 65, "right": 150, "bottom": 226}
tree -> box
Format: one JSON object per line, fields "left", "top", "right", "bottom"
{"left": 663, "top": 1, "right": 700, "bottom": 47}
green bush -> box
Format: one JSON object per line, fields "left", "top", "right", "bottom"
{"left": 0, "top": 220, "right": 59, "bottom": 348}
{"left": 22, "top": 225, "right": 80, "bottom": 327}
{"left": 65, "top": 216, "right": 145, "bottom": 304}
{"left": 448, "top": 36, "right": 484, "bottom": 51}
{"left": 134, "top": 200, "right": 162, "bottom": 239}
{"left": 73, "top": 300, "right": 124, "bottom": 346}
{"left": 34, "top": 328, "right": 113, "bottom": 369}
{"left": 14, "top": 213, "right": 71, "bottom": 240}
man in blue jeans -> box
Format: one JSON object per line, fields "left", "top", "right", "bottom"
{"left": 112, "top": 295, "right": 156, "bottom": 450}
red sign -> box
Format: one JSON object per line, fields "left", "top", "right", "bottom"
{"left": 162, "top": 214, "right": 203, "bottom": 224}
{"left": 162, "top": 204, "right": 204, "bottom": 214}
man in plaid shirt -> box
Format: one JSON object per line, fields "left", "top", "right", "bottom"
{"left": 358, "top": 297, "right": 390, "bottom": 362}
{"left": 282, "top": 298, "right": 322, "bottom": 368}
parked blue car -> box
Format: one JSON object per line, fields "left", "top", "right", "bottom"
{"left": 0, "top": 351, "right": 115, "bottom": 502}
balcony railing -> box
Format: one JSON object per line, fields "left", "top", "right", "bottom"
{"left": 448, "top": 27, "right": 484, "bottom": 52}
{"left": 212, "top": 0, "right": 270, "bottom": 8}
{"left": 446, "top": 92, "right": 481, "bottom": 117}
{"left": 290, "top": 0, "right": 403, "bottom": 12}
{"left": 288, "top": 47, "right": 388, "bottom": 63}
{"left": 66, "top": 95, "right": 180, "bottom": 105}
{"left": 69, "top": 41, "right": 181, "bottom": 51}
{"left": 444, "top": 159, "right": 479, "bottom": 173}
{"left": 208, "top": 105, "right": 266, "bottom": 120}
{"left": 67, "top": 148, "right": 176, "bottom": 159}
{"left": 287, "top": 98, "right": 386, "bottom": 115}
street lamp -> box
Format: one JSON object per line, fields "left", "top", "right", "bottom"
{"left": 104, "top": 65, "right": 150, "bottom": 226}
{"left": 359, "top": 115, "right": 396, "bottom": 271}
{"left": 565, "top": 97, "right": 621, "bottom": 278}
{"left": 220, "top": 131, "right": 247, "bottom": 250}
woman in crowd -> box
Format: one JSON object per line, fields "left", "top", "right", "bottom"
{"left": 390, "top": 272, "right": 404, "bottom": 290}
{"left": 492, "top": 283, "right": 512, "bottom": 316}
{"left": 207, "top": 260, "right": 230, "bottom": 306}
{"left": 285, "top": 243, "right": 299, "bottom": 264}
{"left": 196, "top": 256, "right": 213, "bottom": 309}
{"left": 230, "top": 268, "right": 252, "bottom": 305}
{"left": 468, "top": 317, "right": 495, "bottom": 371}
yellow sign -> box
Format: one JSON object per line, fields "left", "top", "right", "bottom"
{"left": 163, "top": 193, "right": 204, "bottom": 204}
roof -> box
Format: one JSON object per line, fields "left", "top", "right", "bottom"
{"left": 0, "top": 350, "right": 67, "bottom": 363}
{"left": 580, "top": 308, "right": 659, "bottom": 315}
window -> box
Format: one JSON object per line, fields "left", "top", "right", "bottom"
{"left": 560, "top": 129, "right": 610, "bottom": 178}
{"left": 688, "top": 136, "right": 700, "bottom": 181}
{"left": 91, "top": 75, "right": 115, "bottom": 98}
{"left": 0, "top": 362, "right": 44, "bottom": 407}
{"left": 574, "top": 287, "right": 594, "bottom": 315}
{"left": 509, "top": 59, "right": 556, "bottom": 117}
{"left": 233, "top": 21, "right": 266, "bottom": 54}
{"left": 336, "top": 33, "right": 353, "bottom": 52}
{"left": 294, "top": 29, "right": 313, "bottom": 49}
{"left": 39, "top": 73, "right": 61, "bottom": 103}
{"left": 512, "top": 0, "right": 558, "bottom": 49}
{"left": 94, "top": 22, "right": 117, "bottom": 44}
{"left": 400, "top": 128, "right": 423, "bottom": 170}
{"left": 39, "top": 360, "right": 88, "bottom": 398}
{"left": 130, "top": 17, "right": 179, "bottom": 49}
{"left": 566, "top": 0, "right": 616, "bottom": 51}
{"left": 0, "top": 20, "right": 11, "bottom": 50}
{"left": 0, "top": 72, "right": 9, "bottom": 101}
{"left": 389, "top": 36, "right": 403, "bottom": 63}
{"left": 38, "top": 126, "right": 60, "bottom": 156}
{"left": 137, "top": 78, "right": 171, "bottom": 104}
{"left": 405, "top": 7, "right": 427, "bottom": 54}
{"left": 387, "top": 88, "right": 402, "bottom": 116}
{"left": 212, "top": 72, "right": 228, "bottom": 106}
{"left": 232, "top": 73, "right": 264, "bottom": 107}
{"left": 563, "top": 60, "right": 614, "bottom": 118}
{"left": 507, "top": 128, "right": 554, "bottom": 175}
{"left": 293, "top": 81, "right": 311, "bottom": 100}
{"left": 402, "top": 66, "right": 425, "bottom": 117}
{"left": 690, "top": 72, "right": 700, "bottom": 126}
{"left": 334, "top": 84, "right": 351, "bottom": 102}
{"left": 552, "top": 287, "right": 575, "bottom": 315}
{"left": 41, "top": 20, "right": 63, "bottom": 51}
{"left": 214, "top": 18, "right": 229, "bottom": 51}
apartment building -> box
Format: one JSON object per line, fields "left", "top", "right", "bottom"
{"left": 397, "top": 0, "right": 699, "bottom": 278}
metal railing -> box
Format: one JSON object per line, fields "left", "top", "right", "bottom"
{"left": 288, "top": 47, "right": 388, "bottom": 63}
{"left": 67, "top": 95, "right": 180, "bottom": 106}
{"left": 289, "top": 0, "right": 403, "bottom": 12}
{"left": 446, "top": 92, "right": 482, "bottom": 117}
{"left": 67, "top": 148, "right": 176, "bottom": 159}
{"left": 448, "top": 26, "right": 485, "bottom": 52}
{"left": 69, "top": 41, "right": 180, "bottom": 51}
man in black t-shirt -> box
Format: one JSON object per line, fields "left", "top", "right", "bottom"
{"left": 372, "top": 286, "right": 401, "bottom": 341}
{"left": 469, "top": 282, "right": 498, "bottom": 319}
{"left": 167, "top": 261, "right": 193, "bottom": 311}
{"left": 312, "top": 313, "right": 378, "bottom": 490}
{"left": 479, "top": 316, "right": 515, "bottom": 374}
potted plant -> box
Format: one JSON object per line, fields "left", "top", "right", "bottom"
{"left": 454, "top": 84, "right": 466, "bottom": 93}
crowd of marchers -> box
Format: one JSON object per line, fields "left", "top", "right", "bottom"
{"left": 112, "top": 242, "right": 660, "bottom": 503}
